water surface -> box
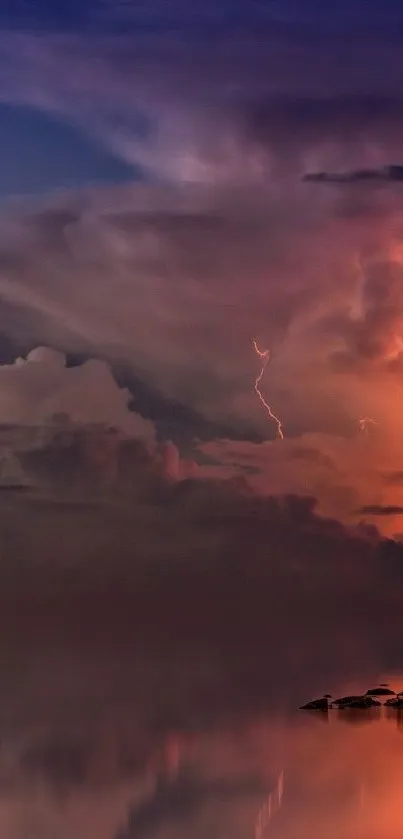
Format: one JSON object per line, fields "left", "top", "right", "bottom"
{"left": 0, "top": 661, "right": 402, "bottom": 839}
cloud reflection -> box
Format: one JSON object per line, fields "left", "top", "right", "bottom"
{"left": 0, "top": 665, "right": 400, "bottom": 838}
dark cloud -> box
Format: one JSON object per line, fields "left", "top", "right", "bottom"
{"left": 3, "top": 29, "right": 403, "bottom": 186}
{"left": 359, "top": 504, "right": 403, "bottom": 516}
{"left": 111, "top": 361, "right": 263, "bottom": 446}
{"left": 303, "top": 164, "right": 403, "bottom": 184}
{"left": 0, "top": 426, "right": 401, "bottom": 692}
{"left": 20, "top": 737, "right": 90, "bottom": 787}
{"left": 233, "top": 97, "right": 403, "bottom": 174}
{"left": 4, "top": 0, "right": 403, "bottom": 36}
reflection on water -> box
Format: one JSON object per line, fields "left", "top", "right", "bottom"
{"left": 274, "top": 704, "right": 403, "bottom": 839}
{"left": 1, "top": 665, "right": 403, "bottom": 839}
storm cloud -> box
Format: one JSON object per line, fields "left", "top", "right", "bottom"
{"left": 303, "top": 164, "right": 403, "bottom": 183}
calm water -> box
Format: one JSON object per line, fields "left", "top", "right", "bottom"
{"left": 0, "top": 659, "right": 402, "bottom": 839}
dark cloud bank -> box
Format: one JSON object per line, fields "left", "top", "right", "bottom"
{"left": 303, "top": 164, "right": 403, "bottom": 184}
{"left": 0, "top": 410, "right": 400, "bottom": 839}
{"left": 1, "top": 406, "right": 403, "bottom": 709}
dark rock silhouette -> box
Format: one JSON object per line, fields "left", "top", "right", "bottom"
{"left": 338, "top": 696, "right": 380, "bottom": 709}
{"left": 329, "top": 694, "right": 380, "bottom": 709}
{"left": 299, "top": 695, "right": 330, "bottom": 711}
{"left": 385, "top": 696, "right": 403, "bottom": 708}
{"left": 365, "top": 687, "right": 395, "bottom": 697}
{"left": 333, "top": 695, "right": 365, "bottom": 707}
{"left": 300, "top": 685, "right": 400, "bottom": 712}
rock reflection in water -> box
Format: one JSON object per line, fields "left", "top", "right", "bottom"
{"left": 266, "top": 705, "right": 403, "bottom": 839}
{"left": 334, "top": 707, "right": 382, "bottom": 725}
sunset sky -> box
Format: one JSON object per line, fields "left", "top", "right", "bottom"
{"left": 2, "top": 1, "right": 403, "bottom": 837}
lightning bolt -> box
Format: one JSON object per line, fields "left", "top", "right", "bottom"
{"left": 252, "top": 339, "right": 284, "bottom": 440}
{"left": 358, "top": 417, "right": 378, "bottom": 435}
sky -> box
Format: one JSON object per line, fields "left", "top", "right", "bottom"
{"left": 2, "top": 0, "right": 403, "bottom": 837}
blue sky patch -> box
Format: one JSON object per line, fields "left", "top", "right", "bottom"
{"left": 0, "top": 104, "right": 141, "bottom": 197}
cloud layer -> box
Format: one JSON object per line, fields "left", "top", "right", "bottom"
{"left": 303, "top": 164, "right": 403, "bottom": 183}
{"left": 1, "top": 180, "right": 403, "bottom": 532}
{"left": 0, "top": 347, "right": 154, "bottom": 438}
